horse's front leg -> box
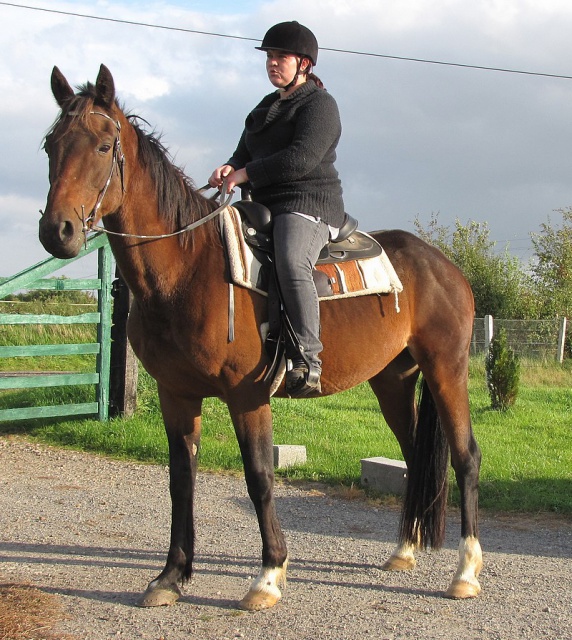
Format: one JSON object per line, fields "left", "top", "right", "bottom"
{"left": 139, "top": 388, "right": 202, "bottom": 607}
{"left": 228, "top": 394, "right": 288, "bottom": 611}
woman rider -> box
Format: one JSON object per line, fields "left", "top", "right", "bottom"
{"left": 209, "top": 21, "right": 347, "bottom": 397}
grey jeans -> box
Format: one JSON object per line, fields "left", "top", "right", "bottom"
{"left": 272, "top": 213, "right": 330, "bottom": 366}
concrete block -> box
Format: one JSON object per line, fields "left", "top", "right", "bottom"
{"left": 273, "top": 445, "right": 307, "bottom": 468}
{"left": 360, "top": 456, "right": 407, "bottom": 495}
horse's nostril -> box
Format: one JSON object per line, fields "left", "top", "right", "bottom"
{"left": 39, "top": 214, "right": 83, "bottom": 259}
{"left": 60, "top": 219, "right": 75, "bottom": 241}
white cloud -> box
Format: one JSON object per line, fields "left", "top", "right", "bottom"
{"left": 0, "top": 194, "right": 42, "bottom": 229}
{"left": 1, "top": 0, "right": 572, "bottom": 278}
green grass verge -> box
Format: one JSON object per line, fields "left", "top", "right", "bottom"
{"left": 1, "top": 359, "right": 571, "bottom": 514}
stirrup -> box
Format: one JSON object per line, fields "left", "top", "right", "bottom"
{"left": 285, "top": 362, "right": 321, "bottom": 398}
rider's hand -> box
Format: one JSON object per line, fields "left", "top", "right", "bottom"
{"left": 208, "top": 164, "right": 233, "bottom": 188}
{"left": 225, "top": 167, "right": 249, "bottom": 192}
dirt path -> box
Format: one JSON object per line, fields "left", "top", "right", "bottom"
{"left": 0, "top": 436, "right": 570, "bottom": 640}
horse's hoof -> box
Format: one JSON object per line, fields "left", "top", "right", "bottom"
{"left": 445, "top": 579, "right": 481, "bottom": 599}
{"left": 382, "top": 542, "right": 417, "bottom": 572}
{"left": 138, "top": 584, "right": 181, "bottom": 607}
{"left": 238, "top": 588, "right": 282, "bottom": 611}
{"left": 446, "top": 536, "right": 482, "bottom": 599}
{"left": 382, "top": 554, "right": 416, "bottom": 571}
{"left": 238, "top": 562, "right": 287, "bottom": 611}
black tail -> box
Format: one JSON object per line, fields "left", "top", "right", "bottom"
{"left": 399, "top": 379, "right": 449, "bottom": 549}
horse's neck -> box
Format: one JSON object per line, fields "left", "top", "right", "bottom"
{"left": 109, "top": 214, "right": 223, "bottom": 305}
{"left": 108, "top": 187, "right": 209, "bottom": 300}
{"left": 105, "top": 121, "right": 224, "bottom": 304}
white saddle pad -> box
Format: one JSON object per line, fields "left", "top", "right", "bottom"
{"left": 221, "top": 206, "right": 403, "bottom": 302}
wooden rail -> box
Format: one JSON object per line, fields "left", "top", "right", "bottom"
{"left": 0, "top": 233, "right": 113, "bottom": 422}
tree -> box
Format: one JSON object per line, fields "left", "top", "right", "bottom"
{"left": 414, "top": 213, "right": 536, "bottom": 318}
{"left": 529, "top": 207, "right": 572, "bottom": 356}
{"left": 530, "top": 207, "right": 572, "bottom": 320}
{"left": 3, "top": 277, "right": 96, "bottom": 305}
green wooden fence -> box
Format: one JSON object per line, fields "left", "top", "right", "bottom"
{"left": 0, "top": 234, "right": 113, "bottom": 422}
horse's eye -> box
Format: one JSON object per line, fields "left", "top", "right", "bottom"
{"left": 98, "top": 143, "right": 112, "bottom": 154}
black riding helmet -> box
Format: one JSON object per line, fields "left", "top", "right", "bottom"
{"left": 255, "top": 21, "right": 319, "bottom": 66}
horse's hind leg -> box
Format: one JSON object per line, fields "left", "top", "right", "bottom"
{"left": 421, "top": 357, "right": 483, "bottom": 599}
{"left": 443, "top": 410, "right": 482, "bottom": 599}
{"left": 227, "top": 393, "right": 288, "bottom": 611}
{"left": 368, "top": 350, "right": 420, "bottom": 571}
{"left": 369, "top": 350, "right": 419, "bottom": 464}
{"left": 139, "top": 388, "right": 202, "bottom": 607}
{"left": 371, "top": 349, "right": 482, "bottom": 599}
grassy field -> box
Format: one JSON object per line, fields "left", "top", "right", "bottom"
{"left": 1, "top": 295, "right": 570, "bottom": 514}
{"left": 1, "top": 328, "right": 571, "bottom": 515}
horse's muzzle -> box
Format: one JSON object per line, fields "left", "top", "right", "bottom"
{"left": 39, "top": 213, "right": 84, "bottom": 259}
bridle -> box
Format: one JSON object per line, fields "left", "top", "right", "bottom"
{"left": 77, "top": 110, "right": 126, "bottom": 237}
{"left": 43, "top": 109, "right": 233, "bottom": 245}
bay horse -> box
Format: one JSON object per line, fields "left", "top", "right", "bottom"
{"left": 39, "top": 65, "right": 482, "bottom": 608}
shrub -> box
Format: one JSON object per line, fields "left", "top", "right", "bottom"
{"left": 414, "top": 213, "right": 537, "bottom": 318}
{"left": 486, "top": 328, "right": 520, "bottom": 410}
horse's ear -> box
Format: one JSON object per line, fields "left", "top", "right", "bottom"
{"left": 51, "top": 66, "right": 75, "bottom": 107}
{"left": 95, "top": 64, "right": 115, "bottom": 108}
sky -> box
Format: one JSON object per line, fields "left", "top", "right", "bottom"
{"left": 1, "top": 0, "right": 572, "bottom": 279}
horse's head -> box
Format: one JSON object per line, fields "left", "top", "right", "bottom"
{"left": 39, "top": 65, "right": 125, "bottom": 258}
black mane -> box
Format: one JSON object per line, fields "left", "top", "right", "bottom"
{"left": 128, "top": 117, "right": 218, "bottom": 245}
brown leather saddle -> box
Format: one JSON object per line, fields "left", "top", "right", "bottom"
{"left": 230, "top": 193, "right": 383, "bottom": 381}
{"left": 233, "top": 196, "right": 382, "bottom": 297}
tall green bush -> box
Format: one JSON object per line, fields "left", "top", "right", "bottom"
{"left": 486, "top": 328, "right": 520, "bottom": 410}
{"left": 414, "top": 213, "right": 536, "bottom": 318}
{"left": 530, "top": 207, "right": 572, "bottom": 355}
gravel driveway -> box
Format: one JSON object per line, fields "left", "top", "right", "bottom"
{"left": 0, "top": 436, "right": 570, "bottom": 640}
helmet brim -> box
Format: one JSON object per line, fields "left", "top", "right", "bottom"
{"left": 255, "top": 46, "right": 316, "bottom": 66}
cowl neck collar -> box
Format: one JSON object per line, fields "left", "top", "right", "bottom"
{"left": 277, "top": 79, "right": 316, "bottom": 101}
{"left": 247, "top": 80, "right": 318, "bottom": 132}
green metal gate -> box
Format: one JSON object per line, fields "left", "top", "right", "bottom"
{"left": 0, "top": 234, "right": 113, "bottom": 422}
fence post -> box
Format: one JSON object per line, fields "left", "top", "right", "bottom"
{"left": 557, "top": 317, "right": 567, "bottom": 363}
{"left": 96, "top": 242, "right": 114, "bottom": 421}
{"left": 110, "top": 269, "right": 138, "bottom": 417}
{"left": 484, "top": 315, "right": 494, "bottom": 352}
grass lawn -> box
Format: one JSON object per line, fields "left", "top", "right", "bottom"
{"left": 1, "top": 358, "right": 571, "bottom": 515}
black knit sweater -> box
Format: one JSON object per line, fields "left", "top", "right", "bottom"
{"left": 227, "top": 80, "right": 345, "bottom": 227}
